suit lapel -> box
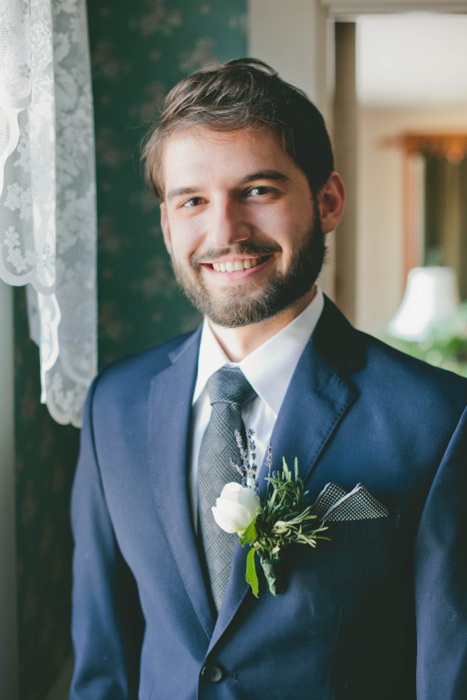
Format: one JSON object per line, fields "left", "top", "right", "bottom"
{"left": 257, "top": 298, "right": 362, "bottom": 497}
{"left": 147, "top": 326, "right": 216, "bottom": 640}
{"left": 208, "top": 298, "right": 363, "bottom": 651}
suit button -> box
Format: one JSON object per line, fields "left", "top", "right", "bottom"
{"left": 201, "top": 662, "right": 225, "bottom": 683}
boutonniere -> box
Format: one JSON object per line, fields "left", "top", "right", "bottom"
{"left": 212, "top": 429, "right": 390, "bottom": 598}
{"left": 212, "top": 429, "right": 329, "bottom": 597}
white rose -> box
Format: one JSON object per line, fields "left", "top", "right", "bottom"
{"left": 212, "top": 482, "right": 260, "bottom": 535}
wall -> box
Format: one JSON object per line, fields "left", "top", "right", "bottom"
{"left": 14, "top": 287, "right": 79, "bottom": 700}
{"left": 90, "top": 0, "right": 247, "bottom": 366}
{"left": 357, "top": 105, "right": 467, "bottom": 333}
{"left": 13, "top": 2, "right": 247, "bottom": 698}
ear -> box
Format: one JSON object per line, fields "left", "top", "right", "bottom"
{"left": 160, "top": 202, "right": 172, "bottom": 254}
{"left": 317, "top": 172, "right": 345, "bottom": 234}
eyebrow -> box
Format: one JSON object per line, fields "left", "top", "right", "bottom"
{"left": 240, "top": 170, "right": 289, "bottom": 184}
{"left": 166, "top": 186, "right": 199, "bottom": 201}
{"left": 166, "top": 170, "right": 289, "bottom": 201}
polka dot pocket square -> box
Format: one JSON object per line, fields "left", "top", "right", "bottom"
{"left": 311, "top": 483, "right": 389, "bottom": 522}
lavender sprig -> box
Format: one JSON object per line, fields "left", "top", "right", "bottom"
{"left": 230, "top": 429, "right": 260, "bottom": 490}
{"left": 265, "top": 443, "right": 273, "bottom": 490}
{"left": 235, "top": 429, "right": 250, "bottom": 471}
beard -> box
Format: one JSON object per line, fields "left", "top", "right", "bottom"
{"left": 169, "top": 213, "right": 326, "bottom": 328}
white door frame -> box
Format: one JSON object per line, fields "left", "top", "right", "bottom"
{"left": 249, "top": 0, "right": 467, "bottom": 141}
{"left": 248, "top": 0, "right": 467, "bottom": 302}
{"left": 323, "top": 0, "right": 467, "bottom": 15}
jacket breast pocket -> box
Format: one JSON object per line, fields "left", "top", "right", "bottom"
{"left": 284, "top": 513, "right": 401, "bottom": 616}
{"left": 327, "top": 513, "right": 399, "bottom": 544}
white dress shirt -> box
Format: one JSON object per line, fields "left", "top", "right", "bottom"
{"left": 189, "top": 288, "right": 325, "bottom": 526}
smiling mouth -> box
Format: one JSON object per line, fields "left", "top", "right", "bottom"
{"left": 208, "top": 256, "right": 270, "bottom": 273}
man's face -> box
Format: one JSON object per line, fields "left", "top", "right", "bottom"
{"left": 160, "top": 127, "right": 326, "bottom": 328}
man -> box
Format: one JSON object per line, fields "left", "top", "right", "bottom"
{"left": 70, "top": 59, "right": 467, "bottom": 699}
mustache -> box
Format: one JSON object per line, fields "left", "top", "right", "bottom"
{"left": 191, "top": 242, "right": 282, "bottom": 266}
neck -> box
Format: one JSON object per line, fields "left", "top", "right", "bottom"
{"left": 208, "top": 287, "right": 317, "bottom": 362}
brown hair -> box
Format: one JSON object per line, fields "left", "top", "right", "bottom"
{"left": 142, "top": 58, "right": 334, "bottom": 199}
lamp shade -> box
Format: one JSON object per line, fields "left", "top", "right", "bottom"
{"left": 388, "top": 266, "right": 460, "bottom": 341}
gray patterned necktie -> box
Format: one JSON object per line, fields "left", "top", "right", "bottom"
{"left": 198, "top": 366, "right": 257, "bottom": 611}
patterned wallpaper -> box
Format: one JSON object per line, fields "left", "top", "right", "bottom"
{"left": 14, "top": 1, "right": 247, "bottom": 698}
{"left": 92, "top": 0, "right": 247, "bottom": 366}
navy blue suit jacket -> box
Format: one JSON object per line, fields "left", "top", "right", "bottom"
{"left": 70, "top": 298, "right": 467, "bottom": 699}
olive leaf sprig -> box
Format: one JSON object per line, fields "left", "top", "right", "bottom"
{"left": 231, "top": 430, "right": 329, "bottom": 596}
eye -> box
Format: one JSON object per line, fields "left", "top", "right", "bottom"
{"left": 246, "top": 186, "right": 272, "bottom": 197}
{"left": 244, "top": 185, "right": 281, "bottom": 200}
{"left": 181, "top": 196, "right": 205, "bottom": 208}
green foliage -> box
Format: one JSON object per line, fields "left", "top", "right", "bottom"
{"left": 253, "top": 457, "right": 329, "bottom": 563}
{"left": 239, "top": 516, "right": 257, "bottom": 547}
{"left": 246, "top": 548, "right": 259, "bottom": 598}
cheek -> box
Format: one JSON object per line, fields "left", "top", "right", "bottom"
{"left": 168, "top": 219, "right": 204, "bottom": 259}
{"left": 260, "top": 214, "right": 301, "bottom": 256}
{"left": 253, "top": 204, "right": 304, "bottom": 241}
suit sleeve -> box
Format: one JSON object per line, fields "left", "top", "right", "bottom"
{"left": 414, "top": 406, "right": 467, "bottom": 699}
{"left": 69, "top": 378, "right": 143, "bottom": 699}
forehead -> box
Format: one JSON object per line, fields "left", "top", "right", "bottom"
{"left": 160, "top": 126, "right": 301, "bottom": 192}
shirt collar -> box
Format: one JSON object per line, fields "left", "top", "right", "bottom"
{"left": 192, "top": 288, "right": 324, "bottom": 415}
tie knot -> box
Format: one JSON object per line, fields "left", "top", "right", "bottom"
{"left": 208, "top": 366, "right": 257, "bottom": 407}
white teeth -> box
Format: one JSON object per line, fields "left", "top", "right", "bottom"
{"left": 211, "top": 258, "right": 262, "bottom": 273}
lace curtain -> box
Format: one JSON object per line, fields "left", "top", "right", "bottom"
{"left": 0, "top": 0, "right": 97, "bottom": 427}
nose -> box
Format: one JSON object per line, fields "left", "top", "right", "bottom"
{"left": 207, "top": 197, "right": 252, "bottom": 248}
